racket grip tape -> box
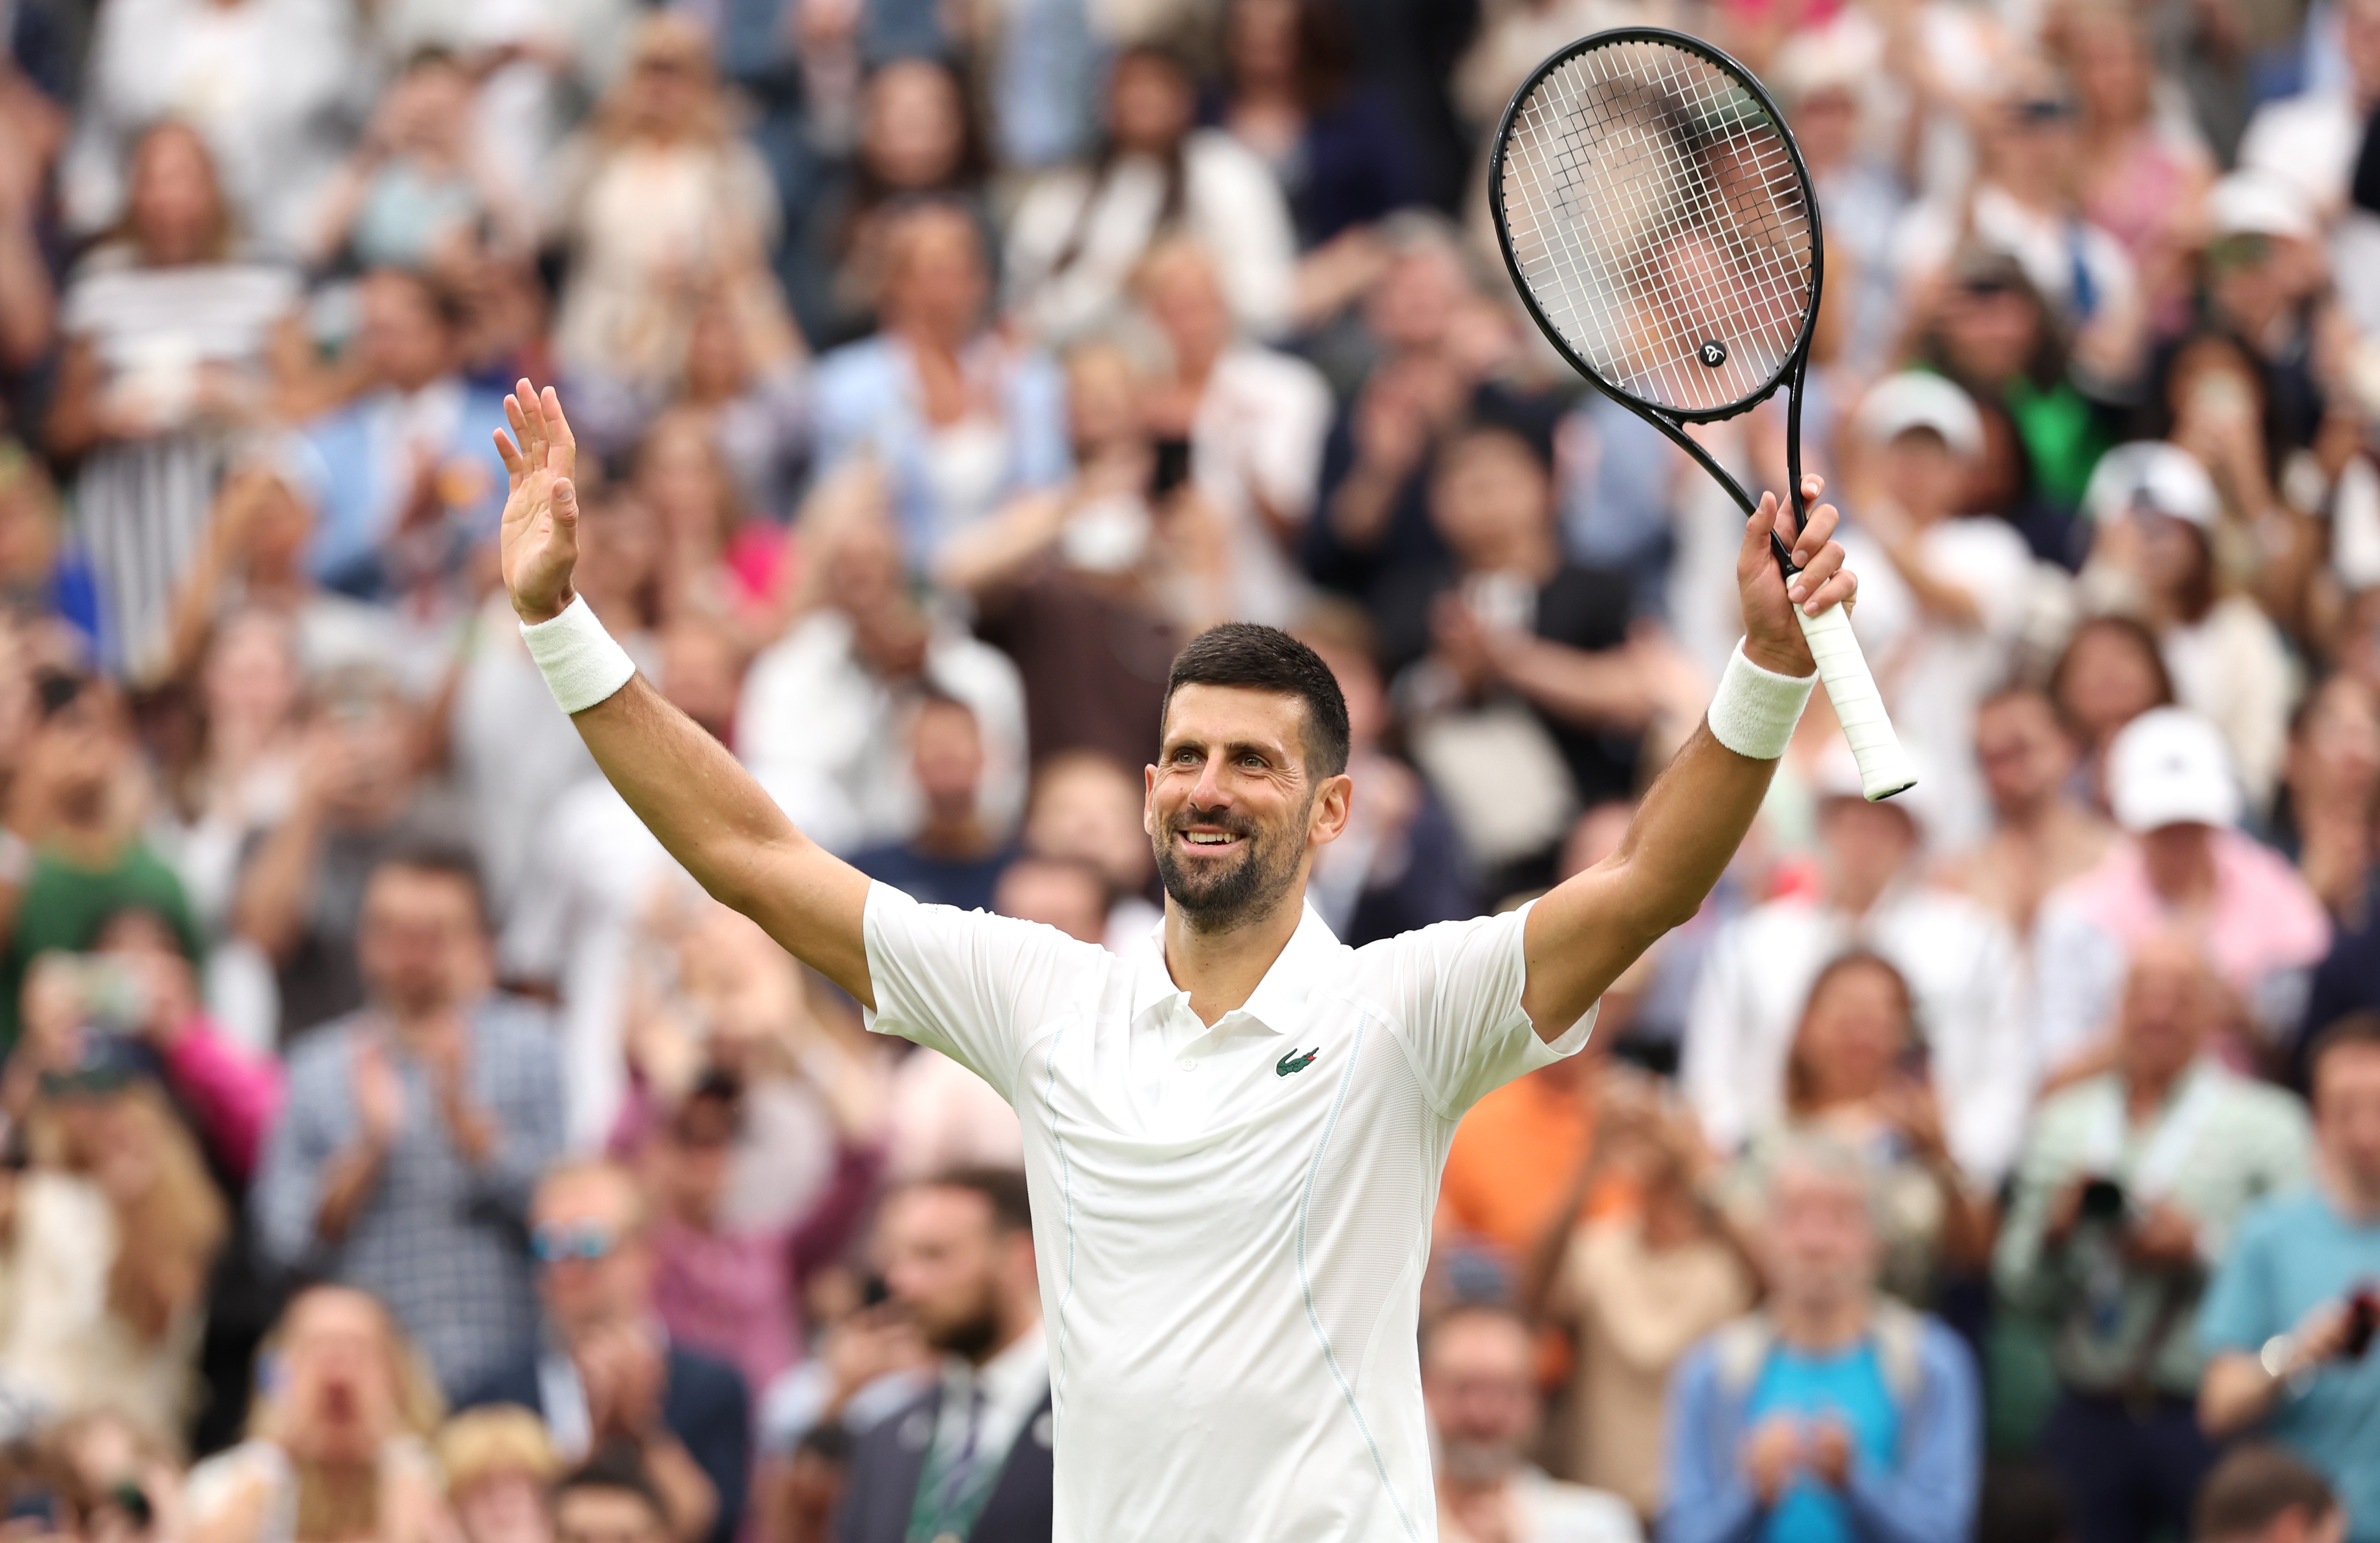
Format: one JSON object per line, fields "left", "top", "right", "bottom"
{"left": 1795, "top": 603, "right": 1918, "bottom": 801}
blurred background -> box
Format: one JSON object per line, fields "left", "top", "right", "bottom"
{"left": 2, "top": 0, "right": 2380, "bottom": 1540}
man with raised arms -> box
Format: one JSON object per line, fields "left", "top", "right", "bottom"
{"left": 490, "top": 381, "right": 1860, "bottom": 1543}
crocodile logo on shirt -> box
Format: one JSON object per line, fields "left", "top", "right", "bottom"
{"left": 1276, "top": 1047, "right": 1320, "bottom": 1077}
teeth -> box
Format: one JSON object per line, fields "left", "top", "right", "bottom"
{"left": 1185, "top": 833, "right": 1234, "bottom": 844}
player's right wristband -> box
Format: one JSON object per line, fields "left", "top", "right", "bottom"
{"left": 520, "top": 595, "right": 636, "bottom": 715}
{"left": 1706, "top": 639, "right": 1816, "bottom": 760}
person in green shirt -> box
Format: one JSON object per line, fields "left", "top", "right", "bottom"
{"left": 0, "top": 670, "right": 201, "bottom": 1051}
{"left": 1995, "top": 932, "right": 2311, "bottom": 1543}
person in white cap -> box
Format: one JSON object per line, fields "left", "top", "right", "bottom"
{"left": 2031, "top": 707, "right": 2329, "bottom": 1075}
{"left": 1684, "top": 743, "right": 2035, "bottom": 1191}
{"left": 2236, "top": 0, "right": 2380, "bottom": 222}
{"left": 2075, "top": 441, "right": 2296, "bottom": 811}
{"left": 1836, "top": 371, "right": 2037, "bottom": 849}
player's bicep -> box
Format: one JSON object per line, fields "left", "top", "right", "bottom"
{"left": 1521, "top": 857, "right": 1660, "bottom": 1041}
{"left": 735, "top": 832, "right": 876, "bottom": 1006}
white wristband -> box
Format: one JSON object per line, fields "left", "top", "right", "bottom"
{"left": 1706, "top": 639, "right": 1816, "bottom": 760}
{"left": 520, "top": 595, "right": 636, "bottom": 715}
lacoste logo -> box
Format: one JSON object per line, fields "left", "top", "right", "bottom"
{"left": 1276, "top": 1047, "right": 1320, "bottom": 1077}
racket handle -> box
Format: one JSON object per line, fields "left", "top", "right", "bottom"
{"left": 1795, "top": 603, "right": 1917, "bottom": 801}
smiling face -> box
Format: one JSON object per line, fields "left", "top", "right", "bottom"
{"left": 1146, "top": 684, "right": 1349, "bottom": 933}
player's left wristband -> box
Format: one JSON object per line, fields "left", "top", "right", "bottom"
{"left": 1706, "top": 639, "right": 1816, "bottom": 760}
{"left": 520, "top": 595, "right": 635, "bottom": 715}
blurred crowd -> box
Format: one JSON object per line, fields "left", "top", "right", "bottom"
{"left": 6, "top": 0, "right": 2380, "bottom": 1539}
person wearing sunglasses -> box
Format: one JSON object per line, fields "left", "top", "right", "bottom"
{"left": 457, "top": 1160, "right": 748, "bottom": 1543}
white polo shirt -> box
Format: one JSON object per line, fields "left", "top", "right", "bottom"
{"left": 863, "top": 883, "right": 1591, "bottom": 1543}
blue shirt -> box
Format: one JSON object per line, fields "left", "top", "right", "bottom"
{"left": 2201, "top": 1188, "right": 2380, "bottom": 1543}
{"left": 1742, "top": 1343, "right": 1901, "bottom": 1543}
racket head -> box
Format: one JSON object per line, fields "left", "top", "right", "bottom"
{"left": 1491, "top": 28, "right": 1823, "bottom": 423}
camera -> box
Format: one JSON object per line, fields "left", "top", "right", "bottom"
{"left": 2078, "top": 1176, "right": 2127, "bottom": 1223}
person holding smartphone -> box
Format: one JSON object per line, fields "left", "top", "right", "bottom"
{"left": 2199, "top": 1014, "right": 2380, "bottom": 1543}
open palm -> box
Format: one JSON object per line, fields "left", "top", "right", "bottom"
{"left": 494, "top": 379, "right": 580, "bottom": 623}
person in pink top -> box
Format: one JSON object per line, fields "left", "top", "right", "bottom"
{"left": 2032, "top": 707, "right": 2330, "bottom": 1082}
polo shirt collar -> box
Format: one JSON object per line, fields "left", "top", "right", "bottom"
{"left": 1127, "top": 898, "right": 1344, "bottom": 1036}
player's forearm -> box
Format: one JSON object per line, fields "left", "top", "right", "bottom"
{"left": 570, "top": 676, "right": 873, "bottom": 1002}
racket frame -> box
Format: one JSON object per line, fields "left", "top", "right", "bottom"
{"left": 1487, "top": 25, "right": 1825, "bottom": 566}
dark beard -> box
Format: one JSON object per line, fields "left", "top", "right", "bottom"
{"left": 1152, "top": 802, "right": 1303, "bottom": 933}
{"left": 928, "top": 1301, "right": 1003, "bottom": 1363}
{"left": 1435, "top": 1436, "right": 1519, "bottom": 1487}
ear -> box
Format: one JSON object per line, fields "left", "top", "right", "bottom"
{"left": 1143, "top": 763, "right": 1158, "bottom": 837}
{"left": 1306, "top": 772, "right": 1354, "bottom": 848}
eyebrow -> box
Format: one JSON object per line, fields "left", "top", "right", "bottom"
{"left": 1162, "top": 736, "right": 1295, "bottom": 766}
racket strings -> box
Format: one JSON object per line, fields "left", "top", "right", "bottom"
{"left": 1501, "top": 38, "right": 1814, "bottom": 413}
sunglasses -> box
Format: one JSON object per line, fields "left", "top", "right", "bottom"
{"left": 2010, "top": 98, "right": 2071, "bottom": 124}
{"left": 531, "top": 1223, "right": 622, "bottom": 1264}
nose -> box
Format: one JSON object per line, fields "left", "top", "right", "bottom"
{"left": 1187, "top": 755, "right": 1231, "bottom": 813}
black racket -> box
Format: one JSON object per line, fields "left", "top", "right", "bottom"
{"left": 1489, "top": 28, "right": 1915, "bottom": 800}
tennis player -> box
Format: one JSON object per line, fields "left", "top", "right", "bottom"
{"left": 494, "top": 379, "right": 1858, "bottom": 1542}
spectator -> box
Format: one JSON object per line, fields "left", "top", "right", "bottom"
{"left": 552, "top": 1452, "right": 676, "bottom": 1543}
{"left": 437, "top": 1406, "right": 561, "bottom": 1543}
{"left": 1521, "top": 1068, "right": 1755, "bottom": 1521}
{"left": 296, "top": 266, "right": 509, "bottom": 602}
{"left": 304, "top": 50, "right": 528, "bottom": 275}
{"left": 60, "top": 0, "right": 356, "bottom": 256}
{"left": 1719, "top": 952, "right": 1997, "bottom": 1306}
{"left": 836, "top": 1169, "right": 1050, "bottom": 1543}
{"left": 737, "top": 511, "right": 1028, "bottom": 854}
{"left": 2290, "top": 677, "right": 2380, "bottom": 1082}
{"left": 1005, "top": 44, "right": 1296, "bottom": 345}
{"left": 466, "top": 1159, "right": 749, "bottom": 1543}
{"left": 0, "top": 990, "right": 228, "bottom": 1445}
{"left": 939, "top": 340, "right": 1231, "bottom": 768}
{"left": 1941, "top": 685, "right": 2118, "bottom": 939}
{"left": 2198, "top": 1016, "right": 2380, "bottom": 1543}
{"left": 1015, "top": 751, "right": 1162, "bottom": 949}
{"left": 669, "top": 291, "right": 810, "bottom": 525}
{"left": 231, "top": 667, "right": 447, "bottom": 1038}
{"left": 0, "top": 669, "right": 201, "bottom": 1051}
{"left": 546, "top": 15, "right": 779, "bottom": 404}
{"left": 2049, "top": 615, "right": 2178, "bottom": 807}
{"left": 2031, "top": 708, "right": 2330, "bottom": 1077}
{"left": 847, "top": 695, "right": 1013, "bottom": 914}
{"left": 1996, "top": 934, "right": 2313, "bottom": 1543}
{"left": 1837, "top": 373, "right": 2037, "bottom": 848}
{"left": 254, "top": 845, "right": 565, "bottom": 1401}
{"left": 2236, "top": 0, "right": 2380, "bottom": 222}
{"left": 1135, "top": 239, "right": 1333, "bottom": 629}
{"left": 781, "top": 56, "right": 989, "bottom": 351}
{"left": 182, "top": 1285, "right": 453, "bottom": 1543}
{"left": 2190, "top": 1446, "right": 2343, "bottom": 1543}
{"left": 809, "top": 204, "right": 1070, "bottom": 570}
{"left": 628, "top": 411, "right": 793, "bottom": 649}
{"left": 43, "top": 122, "right": 305, "bottom": 679}
{"left": 1683, "top": 752, "right": 2032, "bottom": 1187}
{"left": 1422, "top": 1303, "right": 1640, "bottom": 1543}
{"left": 2076, "top": 442, "right": 2298, "bottom": 813}
{"left": 1385, "top": 422, "right": 1669, "bottom": 882}
{"left": 1662, "top": 1136, "right": 1982, "bottom": 1543}
{"left": 1299, "top": 615, "right": 1476, "bottom": 945}
{"left": 640, "top": 1070, "right": 881, "bottom": 1407}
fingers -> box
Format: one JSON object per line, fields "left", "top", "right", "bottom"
{"left": 551, "top": 477, "right": 578, "bottom": 531}
{"left": 1791, "top": 484, "right": 1837, "bottom": 570}
{"left": 510, "top": 378, "right": 546, "bottom": 462}
{"left": 1741, "top": 491, "right": 1781, "bottom": 561}
{"left": 540, "top": 385, "right": 575, "bottom": 455}
{"left": 493, "top": 428, "right": 524, "bottom": 478}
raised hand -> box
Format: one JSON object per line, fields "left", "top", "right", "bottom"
{"left": 1737, "top": 472, "right": 1856, "bottom": 677}
{"left": 493, "top": 379, "right": 581, "bottom": 624}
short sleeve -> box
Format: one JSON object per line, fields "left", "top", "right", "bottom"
{"left": 2197, "top": 1208, "right": 2280, "bottom": 1354}
{"left": 1363, "top": 901, "right": 1590, "bottom": 1118}
{"left": 862, "top": 882, "right": 1106, "bottom": 1103}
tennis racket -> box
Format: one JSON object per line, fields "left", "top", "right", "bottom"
{"left": 1489, "top": 28, "right": 1916, "bottom": 801}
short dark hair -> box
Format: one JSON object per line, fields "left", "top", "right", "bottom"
{"left": 372, "top": 838, "right": 489, "bottom": 925}
{"left": 555, "top": 1444, "right": 672, "bottom": 1531}
{"left": 2308, "top": 1012, "right": 2380, "bottom": 1086}
{"left": 1162, "top": 623, "right": 1351, "bottom": 781}
{"left": 2192, "top": 1445, "right": 2335, "bottom": 1543}
{"left": 913, "top": 1166, "right": 1032, "bottom": 1235}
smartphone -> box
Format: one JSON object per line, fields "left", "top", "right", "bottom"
{"left": 1151, "top": 438, "right": 1193, "bottom": 499}
{"left": 2345, "top": 1286, "right": 2378, "bottom": 1360}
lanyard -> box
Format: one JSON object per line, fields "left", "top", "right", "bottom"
{"left": 905, "top": 1383, "right": 1005, "bottom": 1543}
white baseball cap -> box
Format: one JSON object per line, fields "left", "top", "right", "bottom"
{"left": 2107, "top": 707, "right": 2241, "bottom": 833}
{"left": 2206, "top": 171, "right": 2318, "bottom": 244}
{"left": 1853, "top": 372, "right": 1984, "bottom": 458}
{"left": 2082, "top": 441, "right": 2220, "bottom": 531}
